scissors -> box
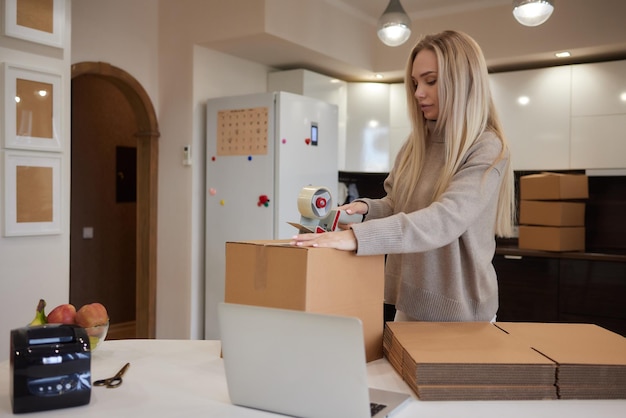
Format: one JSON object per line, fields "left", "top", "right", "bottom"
{"left": 94, "top": 362, "right": 130, "bottom": 388}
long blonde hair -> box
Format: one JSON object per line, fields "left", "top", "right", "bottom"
{"left": 393, "top": 30, "right": 515, "bottom": 237}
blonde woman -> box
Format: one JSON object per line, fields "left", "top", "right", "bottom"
{"left": 291, "top": 30, "right": 515, "bottom": 322}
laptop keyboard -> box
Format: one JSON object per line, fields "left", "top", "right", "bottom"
{"left": 370, "top": 402, "right": 387, "bottom": 416}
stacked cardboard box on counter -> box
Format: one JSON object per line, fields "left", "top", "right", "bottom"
{"left": 518, "top": 173, "right": 588, "bottom": 251}
{"left": 383, "top": 322, "right": 556, "bottom": 400}
{"left": 383, "top": 321, "right": 626, "bottom": 401}
{"left": 224, "top": 240, "right": 385, "bottom": 362}
{"left": 497, "top": 323, "right": 626, "bottom": 400}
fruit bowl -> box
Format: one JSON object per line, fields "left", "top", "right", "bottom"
{"left": 83, "top": 321, "right": 109, "bottom": 351}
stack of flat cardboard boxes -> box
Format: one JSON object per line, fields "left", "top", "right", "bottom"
{"left": 383, "top": 321, "right": 626, "bottom": 401}
{"left": 518, "top": 173, "right": 588, "bottom": 252}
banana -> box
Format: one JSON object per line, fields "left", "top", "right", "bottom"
{"left": 29, "top": 299, "right": 48, "bottom": 326}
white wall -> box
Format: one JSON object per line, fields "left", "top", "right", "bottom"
{"left": 71, "top": 0, "right": 159, "bottom": 108}
{"left": 70, "top": 0, "right": 273, "bottom": 340}
{"left": 0, "top": 2, "right": 73, "bottom": 361}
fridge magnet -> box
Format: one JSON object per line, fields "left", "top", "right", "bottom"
{"left": 216, "top": 107, "right": 268, "bottom": 156}
{"left": 3, "top": 0, "right": 66, "bottom": 48}
{"left": 2, "top": 63, "right": 62, "bottom": 152}
{"left": 3, "top": 150, "right": 62, "bottom": 236}
{"left": 257, "top": 195, "right": 270, "bottom": 207}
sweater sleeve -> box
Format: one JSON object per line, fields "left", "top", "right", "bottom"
{"left": 351, "top": 132, "right": 507, "bottom": 256}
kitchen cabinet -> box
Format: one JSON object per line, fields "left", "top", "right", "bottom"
{"left": 559, "top": 258, "right": 626, "bottom": 335}
{"left": 494, "top": 250, "right": 626, "bottom": 336}
{"left": 494, "top": 254, "right": 560, "bottom": 322}
{"left": 389, "top": 83, "right": 410, "bottom": 169}
{"left": 345, "top": 82, "right": 391, "bottom": 172}
{"left": 489, "top": 66, "right": 571, "bottom": 171}
{"left": 570, "top": 60, "right": 626, "bottom": 169}
{"left": 571, "top": 114, "right": 626, "bottom": 169}
{"left": 490, "top": 59, "right": 626, "bottom": 171}
{"left": 571, "top": 60, "right": 626, "bottom": 117}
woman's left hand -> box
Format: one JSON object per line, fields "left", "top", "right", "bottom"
{"left": 290, "top": 230, "right": 357, "bottom": 252}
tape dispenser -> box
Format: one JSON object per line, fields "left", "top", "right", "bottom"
{"left": 288, "top": 185, "right": 362, "bottom": 233}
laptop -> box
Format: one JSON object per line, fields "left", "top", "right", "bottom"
{"left": 218, "top": 302, "right": 412, "bottom": 418}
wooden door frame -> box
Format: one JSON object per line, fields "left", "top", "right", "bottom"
{"left": 71, "top": 62, "right": 159, "bottom": 338}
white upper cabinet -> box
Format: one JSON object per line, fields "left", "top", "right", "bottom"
{"left": 571, "top": 60, "right": 626, "bottom": 116}
{"left": 570, "top": 60, "right": 626, "bottom": 169}
{"left": 490, "top": 66, "right": 572, "bottom": 171}
{"left": 389, "top": 83, "right": 410, "bottom": 169}
{"left": 345, "top": 83, "right": 391, "bottom": 172}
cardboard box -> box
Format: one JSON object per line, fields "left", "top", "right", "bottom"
{"left": 518, "top": 225, "right": 585, "bottom": 252}
{"left": 520, "top": 173, "right": 589, "bottom": 200}
{"left": 225, "top": 240, "right": 385, "bottom": 362}
{"left": 519, "top": 200, "right": 586, "bottom": 226}
{"left": 384, "top": 321, "right": 626, "bottom": 400}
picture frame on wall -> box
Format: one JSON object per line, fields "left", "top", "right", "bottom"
{"left": 3, "top": 0, "right": 66, "bottom": 48}
{"left": 2, "top": 63, "right": 62, "bottom": 152}
{"left": 3, "top": 150, "right": 62, "bottom": 236}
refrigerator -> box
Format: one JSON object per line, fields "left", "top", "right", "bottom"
{"left": 204, "top": 91, "right": 339, "bottom": 338}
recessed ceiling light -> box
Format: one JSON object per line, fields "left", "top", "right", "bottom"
{"left": 374, "top": 74, "right": 384, "bottom": 80}
{"left": 555, "top": 51, "right": 571, "bottom": 58}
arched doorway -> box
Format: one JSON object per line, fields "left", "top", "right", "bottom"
{"left": 71, "top": 62, "right": 158, "bottom": 338}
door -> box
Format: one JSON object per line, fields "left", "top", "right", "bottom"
{"left": 71, "top": 62, "right": 159, "bottom": 339}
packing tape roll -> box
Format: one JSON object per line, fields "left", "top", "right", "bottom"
{"left": 297, "top": 186, "right": 332, "bottom": 219}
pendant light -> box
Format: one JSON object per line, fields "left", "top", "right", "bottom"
{"left": 512, "top": 0, "right": 554, "bottom": 27}
{"left": 377, "top": 0, "right": 412, "bottom": 47}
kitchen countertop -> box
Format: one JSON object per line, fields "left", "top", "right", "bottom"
{"left": 1, "top": 339, "right": 624, "bottom": 417}
{"left": 497, "top": 239, "right": 626, "bottom": 262}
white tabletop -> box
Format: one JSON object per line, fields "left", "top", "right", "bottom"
{"left": 1, "top": 339, "right": 624, "bottom": 417}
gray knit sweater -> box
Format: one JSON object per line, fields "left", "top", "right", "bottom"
{"left": 351, "top": 126, "right": 508, "bottom": 321}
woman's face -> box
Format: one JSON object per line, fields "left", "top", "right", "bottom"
{"left": 411, "top": 49, "right": 439, "bottom": 121}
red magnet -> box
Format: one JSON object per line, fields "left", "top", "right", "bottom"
{"left": 305, "top": 138, "right": 311, "bottom": 145}
{"left": 258, "top": 195, "right": 270, "bottom": 207}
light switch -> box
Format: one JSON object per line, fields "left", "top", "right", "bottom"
{"left": 183, "top": 145, "right": 192, "bottom": 166}
{"left": 83, "top": 227, "right": 94, "bottom": 239}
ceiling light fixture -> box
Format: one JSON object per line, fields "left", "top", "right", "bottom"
{"left": 377, "top": 0, "right": 411, "bottom": 47}
{"left": 512, "top": 0, "right": 554, "bottom": 27}
{"left": 555, "top": 51, "right": 571, "bottom": 58}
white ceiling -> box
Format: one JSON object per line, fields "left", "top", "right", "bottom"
{"left": 201, "top": 0, "right": 626, "bottom": 82}
{"left": 331, "top": 0, "right": 512, "bottom": 22}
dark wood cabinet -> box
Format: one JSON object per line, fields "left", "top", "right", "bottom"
{"left": 494, "top": 254, "right": 559, "bottom": 322}
{"left": 494, "top": 250, "right": 626, "bottom": 337}
{"left": 559, "top": 259, "right": 626, "bottom": 336}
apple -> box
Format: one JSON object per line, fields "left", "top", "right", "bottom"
{"left": 46, "top": 303, "right": 77, "bottom": 324}
{"left": 75, "top": 302, "right": 109, "bottom": 328}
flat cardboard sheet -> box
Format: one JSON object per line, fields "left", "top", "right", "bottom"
{"left": 496, "top": 322, "right": 626, "bottom": 398}
{"left": 383, "top": 321, "right": 626, "bottom": 401}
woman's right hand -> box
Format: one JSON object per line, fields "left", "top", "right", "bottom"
{"left": 338, "top": 201, "right": 368, "bottom": 216}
